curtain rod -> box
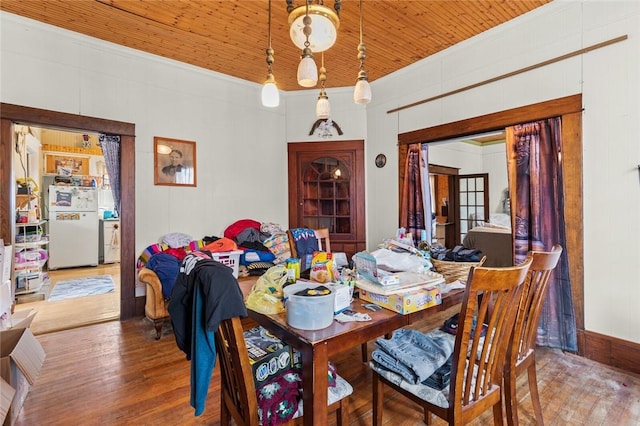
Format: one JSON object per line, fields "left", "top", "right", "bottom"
{"left": 387, "top": 35, "right": 628, "bottom": 115}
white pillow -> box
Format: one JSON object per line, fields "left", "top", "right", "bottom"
{"left": 489, "top": 213, "right": 511, "bottom": 229}
{"left": 161, "top": 232, "right": 193, "bottom": 248}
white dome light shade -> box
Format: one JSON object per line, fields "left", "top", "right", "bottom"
{"left": 297, "top": 55, "right": 318, "bottom": 87}
{"left": 353, "top": 79, "right": 372, "bottom": 104}
{"left": 316, "top": 96, "right": 331, "bottom": 119}
{"left": 261, "top": 81, "right": 279, "bottom": 107}
{"left": 288, "top": 5, "right": 340, "bottom": 53}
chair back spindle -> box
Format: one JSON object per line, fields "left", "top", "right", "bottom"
{"left": 505, "top": 245, "right": 563, "bottom": 426}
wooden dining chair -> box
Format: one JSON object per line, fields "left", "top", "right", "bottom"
{"left": 313, "top": 228, "right": 331, "bottom": 252}
{"left": 370, "top": 257, "right": 533, "bottom": 425}
{"left": 504, "top": 245, "right": 563, "bottom": 426}
{"left": 287, "top": 228, "right": 331, "bottom": 258}
{"left": 215, "top": 316, "right": 351, "bottom": 426}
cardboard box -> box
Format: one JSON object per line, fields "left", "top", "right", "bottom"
{"left": 0, "top": 327, "right": 46, "bottom": 425}
{"left": 1, "top": 310, "right": 37, "bottom": 331}
{"left": 359, "top": 285, "right": 442, "bottom": 314}
{"left": 0, "top": 378, "right": 15, "bottom": 425}
{"left": 244, "top": 326, "right": 291, "bottom": 388}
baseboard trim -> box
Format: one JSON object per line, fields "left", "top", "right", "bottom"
{"left": 577, "top": 329, "right": 640, "bottom": 375}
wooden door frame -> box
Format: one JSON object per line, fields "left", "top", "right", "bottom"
{"left": 1, "top": 103, "right": 139, "bottom": 319}
{"left": 287, "top": 140, "right": 366, "bottom": 257}
{"left": 397, "top": 94, "right": 584, "bottom": 339}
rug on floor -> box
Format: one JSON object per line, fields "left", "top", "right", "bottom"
{"left": 48, "top": 275, "right": 115, "bottom": 302}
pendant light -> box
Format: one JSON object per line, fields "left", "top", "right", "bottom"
{"left": 261, "top": 0, "right": 279, "bottom": 107}
{"left": 288, "top": 1, "right": 340, "bottom": 53}
{"left": 315, "top": 53, "right": 330, "bottom": 119}
{"left": 353, "top": 0, "right": 372, "bottom": 104}
{"left": 296, "top": 1, "right": 318, "bottom": 87}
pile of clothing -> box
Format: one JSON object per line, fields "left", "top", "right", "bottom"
{"left": 137, "top": 220, "right": 287, "bottom": 299}
{"left": 431, "top": 244, "right": 483, "bottom": 262}
{"left": 370, "top": 328, "right": 455, "bottom": 390}
{"left": 222, "top": 219, "right": 281, "bottom": 276}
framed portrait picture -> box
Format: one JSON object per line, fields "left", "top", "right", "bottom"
{"left": 154, "top": 137, "right": 197, "bottom": 187}
{"left": 44, "top": 153, "right": 90, "bottom": 176}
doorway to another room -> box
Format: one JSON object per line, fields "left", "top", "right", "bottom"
{"left": 1, "top": 103, "right": 138, "bottom": 335}
{"left": 11, "top": 126, "right": 121, "bottom": 334}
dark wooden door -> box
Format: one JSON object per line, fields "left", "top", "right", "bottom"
{"left": 288, "top": 141, "right": 365, "bottom": 259}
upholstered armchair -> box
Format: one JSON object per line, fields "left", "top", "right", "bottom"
{"left": 138, "top": 267, "right": 170, "bottom": 340}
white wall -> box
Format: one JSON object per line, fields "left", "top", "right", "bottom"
{"left": 429, "top": 140, "right": 508, "bottom": 216}
{"left": 363, "top": 0, "right": 640, "bottom": 343}
{"left": 2, "top": 0, "right": 639, "bottom": 343}
{"left": 0, "top": 12, "right": 289, "bottom": 260}
{"left": 482, "top": 143, "right": 509, "bottom": 214}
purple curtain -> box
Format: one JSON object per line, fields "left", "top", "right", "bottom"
{"left": 400, "top": 144, "right": 425, "bottom": 243}
{"left": 99, "top": 134, "right": 121, "bottom": 215}
{"left": 506, "top": 118, "right": 577, "bottom": 351}
{"left": 421, "top": 145, "right": 433, "bottom": 243}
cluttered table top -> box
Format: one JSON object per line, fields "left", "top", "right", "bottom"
{"left": 239, "top": 271, "right": 465, "bottom": 426}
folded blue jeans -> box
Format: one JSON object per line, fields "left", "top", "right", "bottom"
{"left": 372, "top": 328, "right": 455, "bottom": 384}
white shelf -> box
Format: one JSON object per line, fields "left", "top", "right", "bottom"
{"left": 14, "top": 238, "right": 49, "bottom": 249}
{"left": 14, "top": 271, "right": 46, "bottom": 295}
{"left": 14, "top": 216, "right": 49, "bottom": 297}
{"left": 14, "top": 259, "right": 48, "bottom": 271}
{"left": 15, "top": 220, "right": 47, "bottom": 227}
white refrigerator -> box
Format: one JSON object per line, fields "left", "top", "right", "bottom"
{"left": 48, "top": 186, "right": 99, "bottom": 269}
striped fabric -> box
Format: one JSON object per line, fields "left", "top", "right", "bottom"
{"left": 136, "top": 240, "right": 206, "bottom": 269}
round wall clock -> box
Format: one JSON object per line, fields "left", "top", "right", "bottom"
{"left": 375, "top": 153, "right": 387, "bottom": 168}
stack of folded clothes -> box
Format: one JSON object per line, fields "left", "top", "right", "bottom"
{"left": 369, "top": 328, "right": 455, "bottom": 390}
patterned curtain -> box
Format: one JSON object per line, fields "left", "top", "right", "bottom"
{"left": 400, "top": 144, "right": 425, "bottom": 244}
{"left": 99, "top": 134, "right": 121, "bottom": 215}
{"left": 506, "top": 118, "right": 577, "bottom": 351}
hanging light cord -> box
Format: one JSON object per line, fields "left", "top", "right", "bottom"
{"left": 357, "top": 0, "right": 367, "bottom": 73}
{"left": 320, "top": 52, "right": 326, "bottom": 90}
{"left": 304, "top": 0, "right": 311, "bottom": 49}
{"left": 359, "top": 0, "right": 363, "bottom": 45}
{"left": 266, "top": 0, "right": 274, "bottom": 73}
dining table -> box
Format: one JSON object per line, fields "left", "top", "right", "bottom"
{"left": 239, "top": 277, "right": 466, "bottom": 426}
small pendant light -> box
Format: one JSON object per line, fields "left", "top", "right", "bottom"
{"left": 315, "top": 53, "right": 330, "bottom": 119}
{"left": 353, "top": 0, "right": 371, "bottom": 104}
{"left": 297, "top": 2, "right": 318, "bottom": 87}
{"left": 261, "top": 0, "right": 279, "bottom": 107}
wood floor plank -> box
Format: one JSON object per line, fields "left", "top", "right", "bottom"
{"left": 12, "top": 310, "right": 640, "bottom": 425}
{"left": 13, "top": 264, "right": 121, "bottom": 335}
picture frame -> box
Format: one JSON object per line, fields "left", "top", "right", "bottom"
{"left": 154, "top": 137, "right": 197, "bottom": 187}
{"left": 44, "top": 153, "right": 90, "bottom": 176}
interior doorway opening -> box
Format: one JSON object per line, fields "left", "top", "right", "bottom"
{"left": 11, "top": 125, "right": 121, "bottom": 334}
{"left": 1, "top": 103, "right": 138, "bottom": 333}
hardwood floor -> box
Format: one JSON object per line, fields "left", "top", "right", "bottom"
{"left": 13, "top": 264, "right": 120, "bottom": 335}
{"left": 13, "top": 305, "right": 640, "bottom": 426}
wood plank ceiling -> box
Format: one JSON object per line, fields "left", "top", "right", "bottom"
{"left": 1, "top": 1, "right": 551, "bottom": 92}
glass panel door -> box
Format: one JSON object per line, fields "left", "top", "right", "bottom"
{"left": 457, "top": 173, "right": 489, "bottom": 242}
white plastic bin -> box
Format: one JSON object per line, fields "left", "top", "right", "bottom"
{"left": 283, "top": 283, "right": 335, "bottom": 330}
{"left": 210, "top": 250, "right": 242, "bottom": 278}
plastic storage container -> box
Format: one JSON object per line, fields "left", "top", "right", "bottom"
{"left": 210, "top": 250, "right": 243, "bottom": 278}
{"left": 283, "top": 283, "right": 335, "bottom": 330}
